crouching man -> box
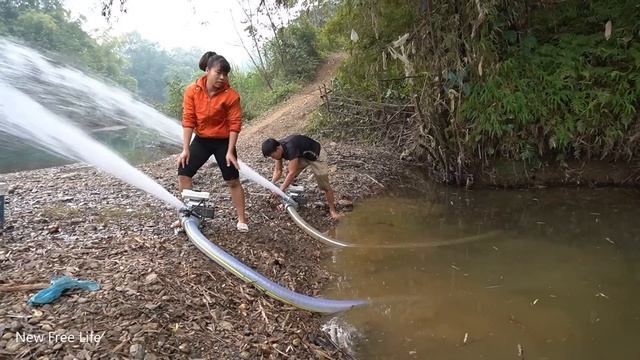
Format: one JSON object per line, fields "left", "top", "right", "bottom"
{"left": 261, "top": 135, "right": 343, "bottom": 219}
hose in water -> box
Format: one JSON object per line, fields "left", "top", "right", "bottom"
{"left": 285, "top": 204, "right": 496, "bottom": 249}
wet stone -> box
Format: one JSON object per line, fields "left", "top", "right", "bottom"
{"left": 130, "top": 343, "right": 145, "bottom": 359}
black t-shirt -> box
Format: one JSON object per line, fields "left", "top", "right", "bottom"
{"left": 280, "top": 135, "right": 321, "bottom": 161}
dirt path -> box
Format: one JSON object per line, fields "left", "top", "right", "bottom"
{"left": 240, "top": 53, "right": 344, "bottom": 143}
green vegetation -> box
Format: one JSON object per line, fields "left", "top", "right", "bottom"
{"left": 0, "top": 0, "right": 135, "bottom": 88}
{"left": 464, "top": 1, "right": 640, "bottom": 164}
{"left": 120, "top": 32, "right": 202, "bottom": 104}
{"left": 312, "top": 0, "right": 640, "bottom": 184}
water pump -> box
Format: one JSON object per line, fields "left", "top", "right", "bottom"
{"left": 180, "top": 189, "right": 214, "bottom": 219}
{"left": 286, "top": 185, "right": 307, "bottom": 207}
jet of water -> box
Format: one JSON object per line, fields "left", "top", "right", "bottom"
{"left": 238, "top": 160, "right": 289, "bottom": 199}
{"left": 0, "top": 83, "right": 183, "bottom": 209}
{"left": 0, "top": 39, "right": 181, "bottom": 143}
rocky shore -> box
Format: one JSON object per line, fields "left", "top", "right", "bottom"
{"left": 0, "top": 54, "right": 409, "bottom": 359}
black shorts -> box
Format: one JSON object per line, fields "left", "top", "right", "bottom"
{"left": 177, "top": 136, "right": 239, "bottom": 181}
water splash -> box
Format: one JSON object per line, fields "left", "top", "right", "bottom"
{"left": 0, "top": 83, "right": 183, "bottom": 209}
{"left": 321, "top": 317, "right": 360, "bottom": 357}
{"left": 0, "top": 38, "right": 181, "bottom": 142}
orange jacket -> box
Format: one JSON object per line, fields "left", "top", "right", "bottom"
{"left": 182, "top": 75, "right": 242, "bottom": 138}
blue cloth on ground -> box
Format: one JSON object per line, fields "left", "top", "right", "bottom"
{"left": 27, "top": 276, "right": 100, "bottom": 306}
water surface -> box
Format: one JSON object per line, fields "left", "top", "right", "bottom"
{"left": 324, "top": 185, "right": 640, "bottom": 359}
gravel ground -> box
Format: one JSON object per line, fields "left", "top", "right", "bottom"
{"left": 0, "top": 54, "right": 407, "bottom": 359}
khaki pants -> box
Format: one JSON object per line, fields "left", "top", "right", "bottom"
{"left": 299, "top": 150, "right": 330, "bottom": 190}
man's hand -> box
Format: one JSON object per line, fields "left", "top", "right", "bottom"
{"left": 177, "top": 149, "right": 190, "bottom": 168}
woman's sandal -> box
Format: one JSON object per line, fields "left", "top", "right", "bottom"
{"left": 236, "top": 222, "right": 249, "bottom": 233}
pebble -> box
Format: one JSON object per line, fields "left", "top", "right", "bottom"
{"left": 337, "top": 199, "right": 353, "bottom": 207}
{"left": 144, "top": 273, "right": 158, "bottom": 285}
{"left": 129, "top": 324, "right": 142, "bottom": 335}
{"left": 9, "top": 321, "right": 22, "bottom": 332}
{"left": 5, "top": 339, "right": 23, "bottom": 352}
{"left": 179, "top": 343, "right": 191, "bottom": 353}
{"left": 130, "top": 344, "right": 145, "bottom": 359}
{"left": 219, "top": 321, "right": 233, "bottom": 331}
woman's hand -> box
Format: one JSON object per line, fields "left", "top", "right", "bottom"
{"left": 226, "top": 151, "right": 239, "bottom": 170}
{"left": 177, "top": 149, "right": 190, "bottom": 168}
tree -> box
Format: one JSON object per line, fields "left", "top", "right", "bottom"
{"left": 120, "top": 32, "right": 172, "bottom": 102}
{"left": 1, "top": 0, "right": 136, "bottom": 89}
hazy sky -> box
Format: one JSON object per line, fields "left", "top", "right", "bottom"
{"left": 63, "top": 0, "right": 290, "bottom": 67}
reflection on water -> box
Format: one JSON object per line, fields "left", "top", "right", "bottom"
{"left": 324, "top": 186, "right": 640, "bottom": 359}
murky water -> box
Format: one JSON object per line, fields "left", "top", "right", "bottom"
{"left": 324, "top": 185, "right": 640, "bottom": 359}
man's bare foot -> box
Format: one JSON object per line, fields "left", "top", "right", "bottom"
{"left": 330, "top": 211, "right": 344, "bottom": 220}
{"left": 171, "top": 219, "right": 185, "bottom": 235}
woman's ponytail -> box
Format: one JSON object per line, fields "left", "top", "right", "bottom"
{"left": 198, "top": 51, "right": 217, "bottom": 71}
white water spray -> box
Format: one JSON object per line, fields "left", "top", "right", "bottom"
{"left": 0, "top": 83, "right": 183, "bottom": 209}
{"left": 238, "top": 160, "right": 288, "bottom": 199}
{"left": 0, "top": 39, "right": 180, "bottom": 142}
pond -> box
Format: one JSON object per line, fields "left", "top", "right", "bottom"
{"left": 323, "top": 182, "right": 640, "bottom": 359}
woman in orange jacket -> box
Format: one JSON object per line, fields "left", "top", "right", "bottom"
{"left": 176, "top": 51, "right": 248, "bottom": 232}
